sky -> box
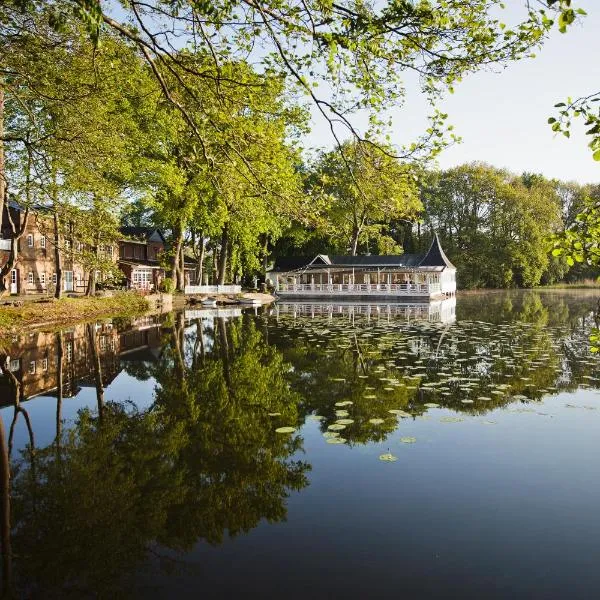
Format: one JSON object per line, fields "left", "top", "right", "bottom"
{"left": 306, "top": 0, "right": 600, "bottom": 184}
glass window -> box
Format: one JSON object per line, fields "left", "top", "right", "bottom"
{"left": 40, "top": 273, "right": 46, "bottom": 285}
{"left": 42, "top": 358, "right": 48, "bottom": 371}
{"left": 9, "top": 359, "right": 20, "bottom": 372}
{"left": 40, "top": 236, "right": 46, "bottom": 249}
{"left": 27, "top": 234, "right": 33, "bottom": 247}
{"left": 52, "top": 273, "right": 57, "bottom": 284}
{"left": 28, "top": 272, "right": 34, "bottom": 284}
{"left": 28, "top": 361, "right": 36, "bottom": 375}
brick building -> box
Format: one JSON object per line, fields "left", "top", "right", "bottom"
{"left": 0, "top": 203, "right": 88, "bottom": 295}
{"left": 118, "top": 226, "right": 167, "bottom": 290}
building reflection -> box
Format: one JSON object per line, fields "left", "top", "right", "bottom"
{"left": 271, "top": 296, "right": 457, "bottom": 323}
{"left": 0, "top": 317, "right": 163, "bottom": 405}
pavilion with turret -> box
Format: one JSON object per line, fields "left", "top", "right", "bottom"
{"left": 266, "top": 235, "right": 457, "bottom": 300}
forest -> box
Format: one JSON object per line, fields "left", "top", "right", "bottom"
{"left": 1, "top": 0, "right": 598, "bottom": 294}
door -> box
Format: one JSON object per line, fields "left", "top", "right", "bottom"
{"left": 10, "top": 270, "right": 17, "bottom": 294}
{"left": 64, "top": 271, "right": 73, "bottom": 292}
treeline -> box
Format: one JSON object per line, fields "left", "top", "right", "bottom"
{"left": 275, "top": 162, "right": 600, "bottom": 290}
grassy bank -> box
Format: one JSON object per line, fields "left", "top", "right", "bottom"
{"left": 0, "top": 292, "right": 149, "bottom": 337}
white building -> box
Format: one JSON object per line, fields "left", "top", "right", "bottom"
{"left": 267, "top": 235, "right": 456, "bottom": 300}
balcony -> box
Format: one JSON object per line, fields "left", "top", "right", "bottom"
{"left": 276, "top": 282, "right": 442, "bottom": 297}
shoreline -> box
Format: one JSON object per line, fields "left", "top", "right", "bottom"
{"left": 0, "top": 292, "right": 152, "bottom": 339}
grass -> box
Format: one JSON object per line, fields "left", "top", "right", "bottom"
{"left": 0, "top": 292, "right": 149, "bottom": 338}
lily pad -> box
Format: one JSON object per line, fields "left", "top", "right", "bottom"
{"left": 400, "top": 436, "right": 417, "bottom": 444}
{"left": 268, "top": 412, "right": 282, "bottom": 417}
{"left": 323, "top": 431, "right": 339, "bottom": 439}
{"left": 328, "top": 423, "right": 347, "bottom": 431}
{"left": 388, "top": 409, "right": 411, "bottom": 417}
{"left": 326, "top": 437, "right": 346, "bottom": 444}
{"left": 379, "top": 453, "right": 398, "bottom": 462}
{"left": 335, "top": 419, "right": 354, "bottom": 425}
{"left": 440, "top": 416, "right": 464, "bottom": 423}
{"left": 424, "top": 403, "right": 439, "bottom": 408}
{"left": 275, "top": 426, "right": 296, "bottom": 434}
{"left": 368, "top": 418, "right": 385, "bottom": 425}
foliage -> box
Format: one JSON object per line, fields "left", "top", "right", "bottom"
{"left": 308, "top": 141, "right": 421, "bottom": 255}
{"left": 159, "top": 277, "right": 175, "bottom": 294}
{"left": 419, "top": 163, "right": 562, "bottom": 288}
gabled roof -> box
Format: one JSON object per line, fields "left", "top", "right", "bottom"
{"left": 269, "top": 234, "right": 456, "bottom": 272}
{"left": 120, "top": 227, "right": 165, "bottom": 244}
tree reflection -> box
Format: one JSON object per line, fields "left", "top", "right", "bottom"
{"left": 6, "top": 314, "right": 310, "bottom": 597}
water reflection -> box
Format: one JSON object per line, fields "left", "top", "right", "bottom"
{"left": 0, "top": 313, "right": 310, "bottom": 597}
{"left": 274, "top": 296, "right": 457, "bottom": 323}
{"left": 0, "top": 291, "right": 599, "bottom": 597}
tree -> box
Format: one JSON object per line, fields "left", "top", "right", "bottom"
{"left": 2, "top": 1, "right": 564, "bottom": 196}
{"left": 309, "top": 141, "right": 421, "bottom": 255}
{"left": 420, "top": 163, "right": 562, "bottom": 288}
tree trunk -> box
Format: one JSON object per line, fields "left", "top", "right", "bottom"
{"left": 178, "top": 242, "right": 185, "bottom": 290}
{"left": 86, "top": 240, "right": 99, "bottom": 296}
{"left": 217, "top": 224, "right": 229, "bottom": 285}
{"left": 196, "top": 238, "right": 205, "bottom": 285}
{"left": 172, "top": 223, "right": 184, "bottom": 292}
{"left": 0, "top": 83, "right": 5, "bottom": 235}
{"left": 350, "top": 226, "right": 360, "bottom": 256}
{"left": 53, "top": 211, "right": 62, "bottom": 299}
{"left": 0, "top": 413, "right": 11, "bottom": 599}
{"left": 86, "top": 268, "right": 96, "bottom": 296}
{"left": 55, "top": 331, "right": 63, "bottom": 447}
{"left": 0, "top": 209, "right": 28, "bottom": 295}
{"left": 87, "top": 324, "right": 104, "bottom": 420}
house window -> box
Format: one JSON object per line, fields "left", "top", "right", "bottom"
{"left": 27, "top": 272, "right": 34, "bottom": 285}
{"left": 28, "top": 361, "right": 36, "bottom": 375}
{"left": 40, "top": 236, "right": 46, "bottom": 249}
{"left": 134, "top": 245, "right": 142, "bottom": 259}
{"left": 52, "top": 273, "right": 57, "bottom": 284}
{"left": 40, "top": 273, "right": 46, "bottom": 285}
{"left": 66, "top": 342, "right": 73, "bottom": 363}
{"left": 9, "top": 359, "right": 20, "bottom": 372}
{"left": 65, "top": 240, "right": 71, "bottom": 251}
{"left": 42, "top": 357, "right": 48, "bottom": 371}
{"left": 27, "top": 234, "right": 33, "bottom": 247}
{"left": 125, "top": 245, "right": 133, "bottom": 259}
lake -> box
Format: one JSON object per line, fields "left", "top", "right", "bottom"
{"left": 1, "top": 290, "right": 600, "bottom": 599}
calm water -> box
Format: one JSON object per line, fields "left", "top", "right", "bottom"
{"left": 1, "top": 291, "right": 600, "bottom": 599}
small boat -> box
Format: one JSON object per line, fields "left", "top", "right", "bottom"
{"left": 201, "top": 297, "right": 218, "bottom": 307}
{"left": 239, "top": 297, "right": 262, "bottom": 306}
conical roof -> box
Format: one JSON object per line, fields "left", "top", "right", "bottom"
{"left": 418, "top": 234, "right": 456, "bottom": 269}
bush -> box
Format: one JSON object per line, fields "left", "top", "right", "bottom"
{"left": 159, "top": 278, "right": 175, "bottom": 293}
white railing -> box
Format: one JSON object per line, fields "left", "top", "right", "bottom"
{"left": 185, "top": 284, "right": 242, "bottom": 295}
{"left": 276, "top": 283, "right": 441, "bottom": 296}
{"left": 0, "top": 239, "right": 11, "bottom": 251}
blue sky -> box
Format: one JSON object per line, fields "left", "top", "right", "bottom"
{"left": 306, "top": 1, "right": 600, "bottom": 184}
